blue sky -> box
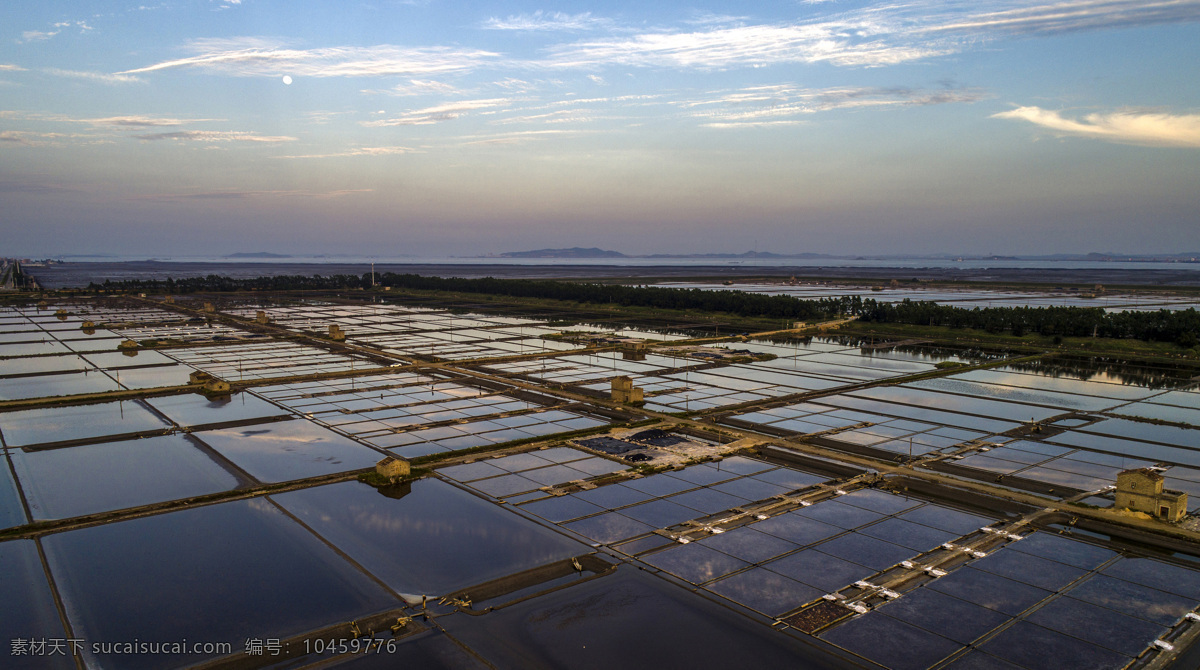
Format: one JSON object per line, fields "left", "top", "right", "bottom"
{"left": 2, "top": 0, "right": 1199, "bottom": 257}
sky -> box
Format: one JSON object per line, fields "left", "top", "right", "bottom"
{"left": 1, "top": 0, "right": 1199, "bottom": 258}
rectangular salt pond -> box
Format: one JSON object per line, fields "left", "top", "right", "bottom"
{"left": 11, "top": 434, "right": 241, "bottom": 520}
{"left": 110, "top": 364, "right": 192, "bottom": 390}
{"left": 440, "top": 568, "right": 842, "bottom": 669}
{"left": 809, "top": 530, "right": 1200, "bottom": 670}
{"left": 856, "top": 386, "right": 1064, "bottom": 424}
{"left": 42, "top": 498, "right": 398, "bottom": 669}
{"left": 0, "top": 540, "right": 73, "bottom": 670}
{"left": 0, "top": 341, "right": 74, "bottom": 356}
{"left": 0, "top": 371, "right": 122, "bottom": 401}
{"left": 272, "top": 477, "right": 586, "bottom": 596}
{"left": 193, "top": 419, "right": 384, "bottom": 483}
{"left": 0, "top": 400, "right": 168, "bottom": 447}
{"left": 0, "top": 460, "right": 27, "bottom": 529}
{"left": 0, "top": 354, "right": 88, "bottom": 376}
{"left": 146, "top": 392, "right": 289, "bottom": 428}
{"left": 82, "top": 350, "right": 177, "bottom": 368}
{"left": 1115, "top": 401, "right": 1200, "bottom": 425}
{"left": 909, "top": 377, "right": 1123, "bottom": 413}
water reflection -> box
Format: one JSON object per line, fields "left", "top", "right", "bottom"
{"left": 1006, "top": 356, "right": 1196, "bottom": 390}
{"left": 0, "top": 540, "right": 73, "bottom": 669}
{"left": 0, "top": 459, "right": 27, "bottom": 529}
{"left": 192, "top": 419, "right": 382, "bottom": 482}
{"left": 42, "top": 498, "right": 397, "bottom": 669}
{"left": 0, "top": 401, "right": 167, "bottom": 447}
{"left": 146, "top": 392, "right": 287, "bottom": 427}
{"left": 440, "top": 569, "right": 838, "bottom": 668}
{"left": 11, "top": 434, "right": 239, "bottom": 520}
{"left": 272, "top": 478, "right": 585, "bottom": 596}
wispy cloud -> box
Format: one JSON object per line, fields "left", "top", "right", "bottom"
{"left": 361, "top": 78, "right": 461, "bottom": 97}
{"left": 705, "top": 120, "right": 810, "bottom": 129}
{"left": 362, "top": 98, "right": 511, "bottom": 127}
{"left": 121, "top": 38, "right": 498, "bottom": 77}
{"left": 0, "top": 130, "right": 66, "bottom": 147}
{"left": 133, "top": 130, "right": 296, "bottom": 142}
{"left": 0, "top": 111, "right": 254, "bottom": 148}
{"left": 85, "top": 115, "right": 197, "bottom": 127}
{"left": 1, "top": 111, "right": 214, "bottom": 129}
{"left": 20, "top": 30, "right": 60, "bottom": 43}
{"left": 0, "top": 64, "right": 27, "bottom": 71}
{"left": 543, "top": 1, "right": 1200, "bottom": 71}
{"left": 483, "top": 11, "right": 614, "bottom": 32}
{"left": 18, "top": 20, "right": 92, "bottom": 43}
{"left": 544, "top": 22, "right": 947, "bottom": 70}
{"left": 684, "top": 83, "right": 987, "bottom": 127}
{"left": 922, "top": 0, "right": 1200, "bottom": 37}
{"left": 992, "top": 105, "right": 1200, "bottom": 147}
{"left": 457, "top": 129, "right": 593, "bottom": 146}
{"left": 683, "top": 12, "right": 750, "bottom": 27}
{"left": 45, "top": 68, "right": 144, "bottom": 84}
{"left": 118, "top": 2, "right": 1200, "bottom": 83}
{"left": 302, "top": 110, "right": 353, "bottom": 124}
{"left": 0, "top": 130, "right": 111, "bottom": 147}
{"left": 278, "top": 146, "right": 420, "bottom": 158}
{"left": 493, "top": 109, "right": 596, "bottom": 125}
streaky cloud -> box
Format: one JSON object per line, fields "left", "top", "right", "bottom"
{"left": 0, "top": 130, "right": 66, "bottom": 147}
{"left": 278, "top": 146, "right": 420, "bottom": 158}
{"left": 0, "top": 129, "right": 112, "bottom": 147}
{"left": 993, "top": 105, "right": 1200, "bottom": 147}
{"left": 493, "top": 109, "right": 595, "bottom": 125}
{"left": 924, "top": 0, "right": 1200, "bottom": 36}
{"left": 45, "top": 69, "right": 144, "bottom": 84}
{"left": 362, "top": 98, "right": 512, "bottom": 127}
{"left": 361, "top": 79, "right": 461, "bottom": 97}
{"left": 703, "top": 119, "right": 809, "bottom": 129}
{"left": 685, "top": 84, "right": 987, "bottom": 125}
{"left": 544, "top": 23, "right": 948, "bottom": 70}
{"left": 133, "top": 130, "right": 296, "bottom": 142}
{"left": 116, "top": 2, "right": 1200, "bottom": 83}
{"left": 456, "top": 129, "right": 593, "bottom": 146}
{"left": 483, "top": 11, "right": 613, "bottom": 32}
{"left": 120, "top": 41, "right": 498, "bottom": 77}
{"left": 20, "top": 30, "right": 60, "bottom": 43}
{"left": 85, "top": 115, "right": 198, "bottom": 127}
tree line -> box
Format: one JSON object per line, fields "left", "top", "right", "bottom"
{"left": 87, "top": 273, "right": 1199, "bottom": 347}
{"left": 855, "top": 299, "right": 1199, "bottom": 347}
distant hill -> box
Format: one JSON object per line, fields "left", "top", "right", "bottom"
{"left": 645, "top": 251, "right": 837, "bottom": 259}
{"left": 501, "top": 247, "right": 627, "bottom": 258}
{"left": 226, "top": 252, "right": 293, "bottom": 259}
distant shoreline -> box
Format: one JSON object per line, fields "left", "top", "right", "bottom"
{"left": 22, "top": 260, "right": 1200, "bottom": 290}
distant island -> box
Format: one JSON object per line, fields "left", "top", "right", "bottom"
{"left": 645, "top": 251, "right": 836, "bottom": 260}
{"left": 226, "top": 252, "right": 293, "bottom": 259}
{"left": 500, "top": 247, "right": 627, "bottom": 258}
{"left": 494, "top": 248, "right": 842, "bottom": 259}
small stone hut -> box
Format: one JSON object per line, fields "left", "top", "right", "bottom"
{"left": 1115, "top": 468, "right": 1187, "bottom": 522}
